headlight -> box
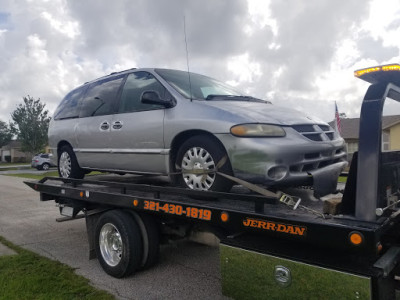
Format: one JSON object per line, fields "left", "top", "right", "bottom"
{"left": 230, "top": 124, "right": 286, "bottom": 137}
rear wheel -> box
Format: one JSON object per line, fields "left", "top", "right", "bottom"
{"left": 176, "top": 135, "right": 233, "bottom": 192}
{"left": 58, "top": 145, "right": 85, "bottom": 179}
{"left": 42, "top": 163, "right": 50, "bottom": 171}
{"left": 127, "top": 211, "right": 160, "bottom": 270}
{"left": 95, "top": 210, "right": 143, "bottom": 278}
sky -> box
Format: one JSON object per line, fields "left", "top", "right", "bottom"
{"left": 1, "top": 0, "right": 400, "bottom": 123}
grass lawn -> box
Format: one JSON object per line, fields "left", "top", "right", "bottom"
{"left": 0, "top": 236, "right": 114, "bottom": 300}
{"left": 0, "top": 162, "right": 30, "bottom": 166}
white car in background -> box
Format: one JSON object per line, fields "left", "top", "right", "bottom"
{"left": 31, "top": 153, "right": 56, "bottom": 170}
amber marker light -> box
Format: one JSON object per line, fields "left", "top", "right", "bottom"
{"left": 221, "top": 212, "right": 229, "bottom": 222}
{"left": 79, "top": 191, "right": 84, "bottom": 198}
{"left": 377, "top": 242, "right": 383, "bottom": 254}
{"left": 230, "top": 125, "right": 247, "bottom": 136}
{"left": 349, "top": 231, "right": 364, "bottom": 246}
{"left": 133, "top": 199, "right": 139, "bottom": 207}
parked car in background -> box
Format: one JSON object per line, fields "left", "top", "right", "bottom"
{"left": 48, "top": 68, "right": 347, "bottom": 196}
{"left": 31, "top": 153, "right": 56, "bottom": 170}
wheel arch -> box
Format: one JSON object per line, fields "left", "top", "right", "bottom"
{"left": 57, "top": 140, "right": 73, "bottom": 156}
{"left": 169, "top": 130, "right": 230, "bottom": 171}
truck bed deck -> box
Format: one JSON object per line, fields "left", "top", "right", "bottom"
{"left": 26, "top": 174, "right": 395, "bottom": 259}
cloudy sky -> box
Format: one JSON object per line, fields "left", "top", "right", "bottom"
{"left": 1, "top": 0, "right": 400, "bottom": 123}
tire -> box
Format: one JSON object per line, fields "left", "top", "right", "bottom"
{"left": 36, "top": 166, "right": 42, "bottom": 171}
{"left": 175, "top": 135, "right": 233, "bottom": 192}
{"left": 127, "top": 211, "right": 160, "bottom": 270}
{"left": 58, "top": 145, "right": 85, "bottom": 179}
{"left": 42, "top": 163, "right": 50, "bottom": 171}
{"left": 95, "top": 210, "right": 143, "bottom": 278}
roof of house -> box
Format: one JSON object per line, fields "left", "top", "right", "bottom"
{"left": 1, "top": 140, "right": 22, "bottom": 150}
{"left": 328, "top": 115, "right": 400, "bottom": 139}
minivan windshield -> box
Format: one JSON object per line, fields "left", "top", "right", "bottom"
{"left": 155, "top": 69, "right": 244, "bottom": 100}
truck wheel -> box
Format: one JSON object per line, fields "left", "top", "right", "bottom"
{"left": 42, "top": 163, "right": 50, "bottom": 171}
{"left": 176, "top": 135, "right": 233, "bottom": 192}
{"left": 58, "top": 145, "right": 85, "bottom": 179}
{"left": 95, "top": 210, "right": 143, "bottom": 278}
{"left": 127, "top": 211, "right": 160, "bottom": 270}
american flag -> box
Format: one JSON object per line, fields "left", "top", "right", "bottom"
{"left": 335, "top": 102, "right": 341, "bottom": 135}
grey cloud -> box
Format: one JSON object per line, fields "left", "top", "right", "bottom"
{"left": 357, "top": 35, "right": 399, "bottom": 62}
{"left": 265, "top": 0, "right": 370, "bottom": 91}
{"left": 66, "top": 0, "right": 249, "bottom": 69}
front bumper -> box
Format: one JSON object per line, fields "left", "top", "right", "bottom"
{"left": 216, "top": 132, "right": 347, "bottom": 195}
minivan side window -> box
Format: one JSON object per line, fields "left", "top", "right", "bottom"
{"left": 53, "top": 86, "right": 86, "bottom": 120}
{"left": 119, "top": 72, "right": 168, "bottom": 113}
{"left": 79, "top": 75, "right": 125, "bottom": 118}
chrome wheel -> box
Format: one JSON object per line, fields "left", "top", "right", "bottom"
{"left": 99, "top": 223, "right": 123, "bottom": 267}
{"left": 59, "top": 151, "right": 71, "bottom": 178}
{"left": 181, "top": 146, "right": 216, "bottom": 190}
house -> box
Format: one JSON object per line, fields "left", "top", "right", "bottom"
{"left": 329, "top": 115, "right": 400, "bottom": 160}
{"left": 0, "top": 140, "right": 31, "bottom": 163}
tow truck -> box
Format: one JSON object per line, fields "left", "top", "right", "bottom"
{"left": 26, "top": 64, "right": 400, "bottom": 299}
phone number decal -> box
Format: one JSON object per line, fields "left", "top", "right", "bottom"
{"left": 143, "top": 200, "right": 212, "bottom": 221}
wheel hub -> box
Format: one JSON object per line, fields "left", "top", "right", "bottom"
{"left": 99, "top": 223, "right": 123, "bottom": 267}
{"left": 181, "top": 146, "right": 216, "bottom": 191}
{"left": 59, "top": 152, "right": 71, "bottom": 178}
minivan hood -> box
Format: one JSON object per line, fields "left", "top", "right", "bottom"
{"left": 200, "top": 100, "right": 324, "bottom": 125}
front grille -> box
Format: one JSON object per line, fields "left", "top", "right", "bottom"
{"left": 292, "top": 124, "right": 336, "bottom": 141}
{"left": 289, "top": 147, "right": 346, "bottom": 174}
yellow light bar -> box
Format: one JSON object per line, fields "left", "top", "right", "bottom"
{"left": 382, "top": 64, "right": 400, "bottom": 71}
{"left": 354, "top": 64, "right": 400, "bottom": 77}
{"left": 354, "top": 67, "right": 380, "bottom": 77}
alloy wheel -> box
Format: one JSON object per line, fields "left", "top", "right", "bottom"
{"left": 99, "top": 223, "right": 123, "bottom": 267}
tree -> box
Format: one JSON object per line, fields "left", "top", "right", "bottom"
{"left": 0, "top": 120, "right": 13, "bottom": 148}
{"left": 11, "top": 96, "right": 51, "bottom": 155}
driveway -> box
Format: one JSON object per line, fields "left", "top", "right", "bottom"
{"left": 0, "top": 175, "right": 227, "bottom": 300}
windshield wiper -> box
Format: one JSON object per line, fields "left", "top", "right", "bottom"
{"left": 205, "top": 94, "right": 239, "bottom": 100}
{"left": 205, "top": 94, "right": 271, "bottom": 103}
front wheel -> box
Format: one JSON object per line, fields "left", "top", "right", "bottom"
{"left": 175, "top": 135, "right": 233, "bottom": 192}
{"left": 58, "top": 146, "right": 85, "bottom": 179}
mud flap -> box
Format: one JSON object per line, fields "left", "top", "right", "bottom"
{"left": 309, "top": 161, "right": 347, "bottom": 197}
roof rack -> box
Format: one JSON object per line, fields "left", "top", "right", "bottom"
{"left": 109, "top": 67, "right": 137, "bottom": 76}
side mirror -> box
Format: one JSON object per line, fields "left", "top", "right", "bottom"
{"left": 141, "top": 91, "right": 174, "bottom": 108}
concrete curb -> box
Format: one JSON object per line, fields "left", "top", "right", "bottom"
{"left": 0, "top": 241, "right": 17, "bottom": 256}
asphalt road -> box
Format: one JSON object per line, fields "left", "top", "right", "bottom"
{"left": 0, "top": 175, "right": 228, "bottom": 299}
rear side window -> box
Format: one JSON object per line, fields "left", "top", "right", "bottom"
{"left": 119, "top": 72, "right": 168, "bottom": 113}
{"left": 79, "top": 75, "right": 125, "bottom": 118}
{"left": 54, "top": 86, "right": 86, "bottom": 120}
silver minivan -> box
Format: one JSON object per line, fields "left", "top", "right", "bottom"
{"left": 49, "top": 68, "right": 346, "bottom": 195}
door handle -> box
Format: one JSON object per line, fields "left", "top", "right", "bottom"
{"left": 112, "top": 121, "right": 123, "bottom": 130}
{"left": 100, "top": 121, "right": 110, "bottom": 131}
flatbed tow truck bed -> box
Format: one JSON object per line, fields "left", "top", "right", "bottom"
{"left": 25, "top": 65, "right": 400, "bottom": 299}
